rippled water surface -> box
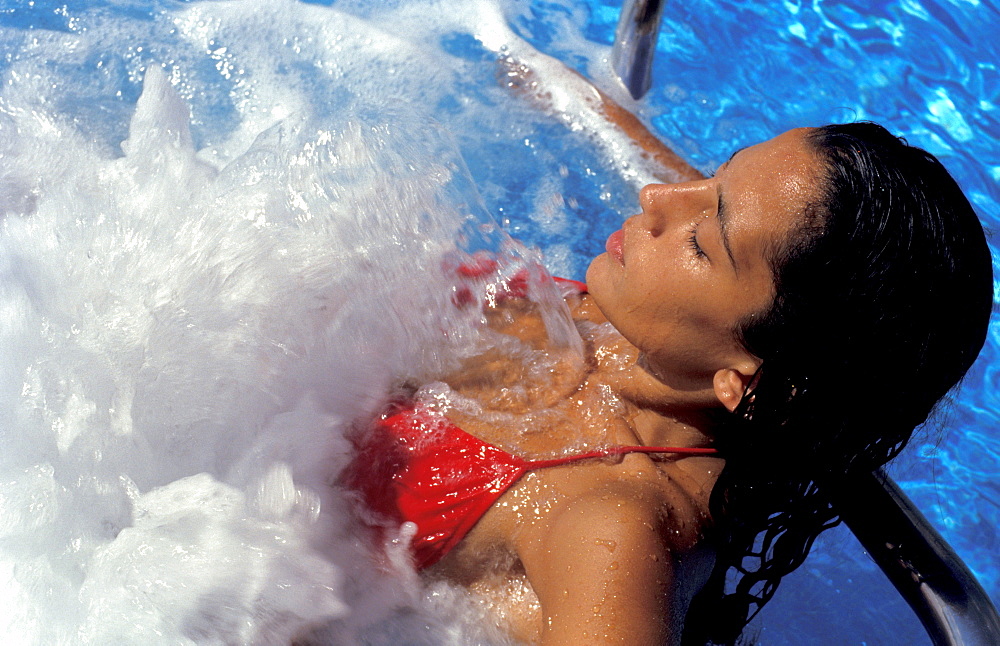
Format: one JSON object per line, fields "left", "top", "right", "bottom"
{"left": 0, "top": 0, "right": 997, "bottom": 644}
{"left": 520, "top": 2, "right": 1000, "bottom": 643}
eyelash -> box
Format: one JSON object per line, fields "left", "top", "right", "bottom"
{"left": 687, "top": 228, "right": 707, "bottom": 258}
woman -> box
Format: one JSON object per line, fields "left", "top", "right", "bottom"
{"left": 346, "top": 72, "right": 993, "bottom": 645}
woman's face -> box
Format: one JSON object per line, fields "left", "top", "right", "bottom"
{"left": 586, "top": 128, "right": 823, "bottom": 393}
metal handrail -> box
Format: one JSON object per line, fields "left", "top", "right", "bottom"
{"left": 610, "top": 0, "right": 665, "bottom": 99}
{"left": 838, "top": 469, "right": 1000, "bottom": 646}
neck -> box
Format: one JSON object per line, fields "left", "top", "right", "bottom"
{"left": 573, "top": 301, "right": 723, "bottom": 446}
{"left": 601, "top": 352, "right": 722, "bottom": 448}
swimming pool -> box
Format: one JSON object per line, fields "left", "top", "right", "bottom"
{"left": 547, "top": 3, "right": 1000, "bottom": 644}
{"left": 0, "top": 0, "right": 996, "bottom": 644}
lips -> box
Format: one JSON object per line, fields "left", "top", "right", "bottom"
{"left": 606, "top": 228, "right": 625, "bottom": 265}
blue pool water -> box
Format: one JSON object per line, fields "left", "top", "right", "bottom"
{"left": 507, "top": 2, "right": 1000, "bottom": 644}
{"left": 0, "top": 0, "right": 996, "bottom": 644}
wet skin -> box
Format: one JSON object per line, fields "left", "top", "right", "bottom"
{"left": 430, "top": 128, "right": 826, "bottom": 645}
{"left": 587, "top": 127, "right": 822, "bottom": 402}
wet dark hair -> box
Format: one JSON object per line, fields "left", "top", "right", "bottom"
{"left": 682, "top": 122, "right": 994, "bottom": 645}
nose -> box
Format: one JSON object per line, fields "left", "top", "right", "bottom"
{"left": 638, "top": 181, "right": 713, "bottom": 236}
{"left": 638, "top": 184, "right": 669, "bottom": 236}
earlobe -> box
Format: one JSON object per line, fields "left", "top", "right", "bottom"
{"left": 713, "top": 368, "right": 755, "bottom": 412}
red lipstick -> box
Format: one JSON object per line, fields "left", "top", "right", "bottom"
{"left": 606, "top": 229, "right": 624, "bottom": 265}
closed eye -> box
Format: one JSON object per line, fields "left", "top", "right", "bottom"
{"left": 687, "top": 228, "right": 707, "bottom": 259}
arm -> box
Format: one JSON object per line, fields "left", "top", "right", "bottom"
{"left": 593, "top": 88, "right": 705, "bottom": 182}
{"left": 499, "top": 53, "right": 704, "bottom": 184}
{"left": 518, "top": 486, "right": 682, "bottom": 645}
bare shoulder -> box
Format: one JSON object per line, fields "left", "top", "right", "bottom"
{"left": 444, "top": 452, "right": 720, "bottom": 642}
{"left": 536, "top": 478, "right": 677, "bottom": 561}
{"left": 524, "top": 462, "right": 714, "bottom": 564}
{"left": 512, "top": 469, "right": 713, "bottom": 645}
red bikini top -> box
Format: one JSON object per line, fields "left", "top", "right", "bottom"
{"left": 345, "top": 405, "right": 718, "bottom": 569}
{"left": 344, "top": 274, "right": 717, "bottom": 568}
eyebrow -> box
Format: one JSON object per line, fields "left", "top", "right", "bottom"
{"left": 715, "top": 146, "right": 749, "bottom": 274}
{"left": 713, "top": 145, "right": 746, "bottom": 272}
{"left": 717, "top": 191, "right": 738, "bottom": 272}
{"left": 726, "top": 146, "right": 748, "bottom": 165}
{"left": 710, "top": 147, "right": 746, "bottom": 178}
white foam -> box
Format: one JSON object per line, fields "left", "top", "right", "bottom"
{"left": 0, "top": 0, "right": 648, "bottom": 642}
{"left": 0, "top": 59, "right": 513, "bottom": 646}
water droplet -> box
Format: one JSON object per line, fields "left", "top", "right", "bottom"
{"left": 595, "top": 538, "right": 617, "bottom": 552}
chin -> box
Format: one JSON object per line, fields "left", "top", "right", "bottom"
{"left": 584, "top": 256, "right": 618, "bottom": 321}
{"left": 585, "top": 255, "right": 609, "bottom": 298}
{"left": 584, "top": 253, "right": 602, "bottom": 281}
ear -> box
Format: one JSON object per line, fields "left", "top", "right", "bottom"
{"left": 712, "top": 367, "right": 756, "bottom": 412}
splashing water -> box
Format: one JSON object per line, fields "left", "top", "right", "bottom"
{"left": 9, "top": 0, "right": 993, "bottom": 643}
{"left": 0, "top": 2, "right": 602, "bottom": 639}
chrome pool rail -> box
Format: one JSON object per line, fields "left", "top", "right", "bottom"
{"left": 838, "top": 469, "right": 1000, "bottom": 646}
{"left": 611, "top": 0, "right": 666, "bottom": 99}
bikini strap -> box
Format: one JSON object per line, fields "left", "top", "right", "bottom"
{"left": 522, "top": 444, "right": 717, "bottom": 470}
